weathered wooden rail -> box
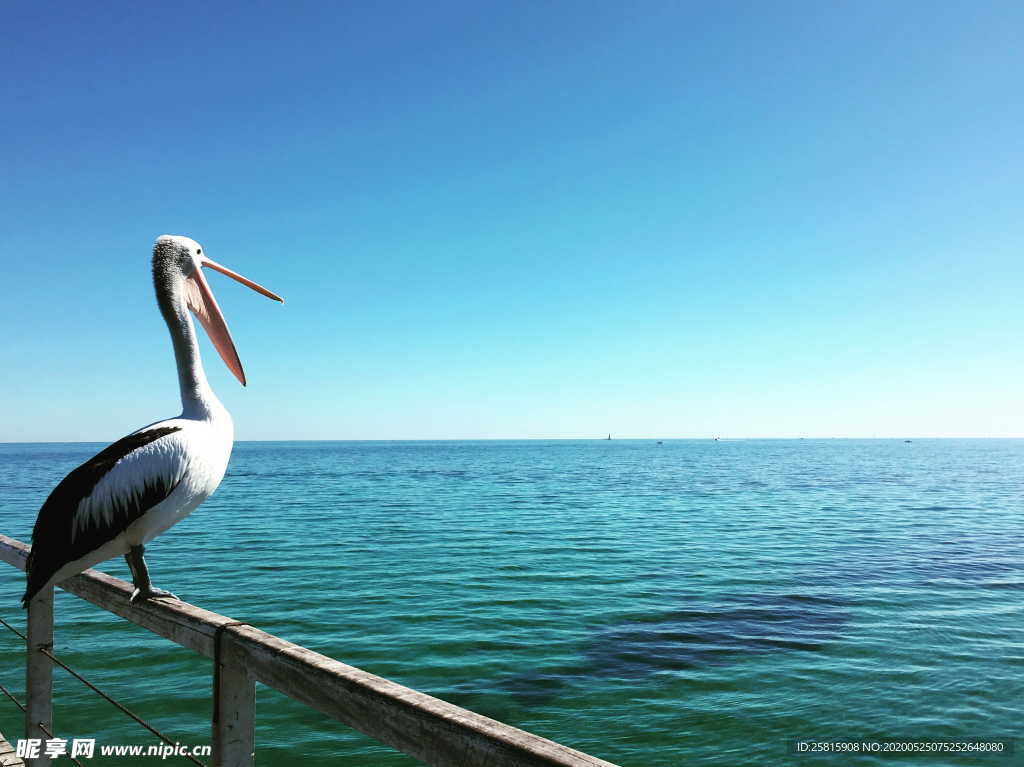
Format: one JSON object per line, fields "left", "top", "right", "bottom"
{"left": 0, "top": 535, "right": 619, "bottom": 767}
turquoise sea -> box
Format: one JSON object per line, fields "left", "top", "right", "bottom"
{"left": 0, "top": 439, "right": 1020, "bottom": 766}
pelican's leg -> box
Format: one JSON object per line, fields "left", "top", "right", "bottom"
{"left": 125, "top": 545, "right": 179, "bottom": 603}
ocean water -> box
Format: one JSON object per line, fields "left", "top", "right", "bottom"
{"left": 0, "top": 439, "right": 1020, "bottom": 766}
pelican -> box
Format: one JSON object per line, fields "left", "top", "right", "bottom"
{"left": 22, "top": 235, "right": 282, "bottom": 608}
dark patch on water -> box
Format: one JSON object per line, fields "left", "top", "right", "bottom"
{"left": 579, "top": 592, "right": 848, "bottom": 679}
{"left": 494, "top": 671, "right": 569, "bottom": 705}
{"left": 447, "top": 592, "right": 850, "bottom": 709}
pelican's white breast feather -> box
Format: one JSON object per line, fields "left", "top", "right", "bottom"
{"left": 71, "top": 419, "right": 232, "bottom": 545}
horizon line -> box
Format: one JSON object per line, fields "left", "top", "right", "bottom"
{"left": 3, "top": 436, "right": 1023, "bottom": 445}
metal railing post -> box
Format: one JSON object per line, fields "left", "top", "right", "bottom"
{"left": 26, "top": 586, "right": 53, "bottom": 767}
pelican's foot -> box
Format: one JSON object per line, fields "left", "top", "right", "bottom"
{"left": 130, "top": 586, "right": 179, "bottom": 604}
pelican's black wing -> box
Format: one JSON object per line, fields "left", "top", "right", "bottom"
{"left": 22, "top": 426, "right": 183, "bottom": 607}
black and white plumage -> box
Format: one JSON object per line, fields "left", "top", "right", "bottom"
{"left": 22, "top": 235, "right": 282, "bottom": 607}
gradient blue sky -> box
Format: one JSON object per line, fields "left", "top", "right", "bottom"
{"left": 2, "top": 1, "right": 1021, "bottom": 441}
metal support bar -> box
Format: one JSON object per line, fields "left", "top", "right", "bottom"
{"left": 25, "top": 587, "right": 53, "bottom": 767}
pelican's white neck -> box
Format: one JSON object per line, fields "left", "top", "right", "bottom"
{"left": 171, "top": 305, "right": 227, "bottom": 420}
{"left": 155, "top": 272, "right": 227, "bottom": 421}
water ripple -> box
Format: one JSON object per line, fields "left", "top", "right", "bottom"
{"left": 0, "top": 439, "right": 1020, "bottom": 766}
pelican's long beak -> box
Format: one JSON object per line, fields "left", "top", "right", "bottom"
{"left": 185, "top": 258, "right": 284, "bottom": 386}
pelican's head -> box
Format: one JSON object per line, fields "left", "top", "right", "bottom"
{"left": 153, "top": 235, "right": 283, "bottom": 386}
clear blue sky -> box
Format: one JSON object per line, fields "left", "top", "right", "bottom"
{"left": 2, "top": 0, "right": 1021, "bottom": 441}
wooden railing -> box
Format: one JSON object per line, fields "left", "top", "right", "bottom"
{"left": 0, "top": 535, "right": 620, "bottom": 767}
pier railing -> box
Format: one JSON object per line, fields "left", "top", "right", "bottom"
{"left": 0, "top": 534, "right": 619, "bottom": 767}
